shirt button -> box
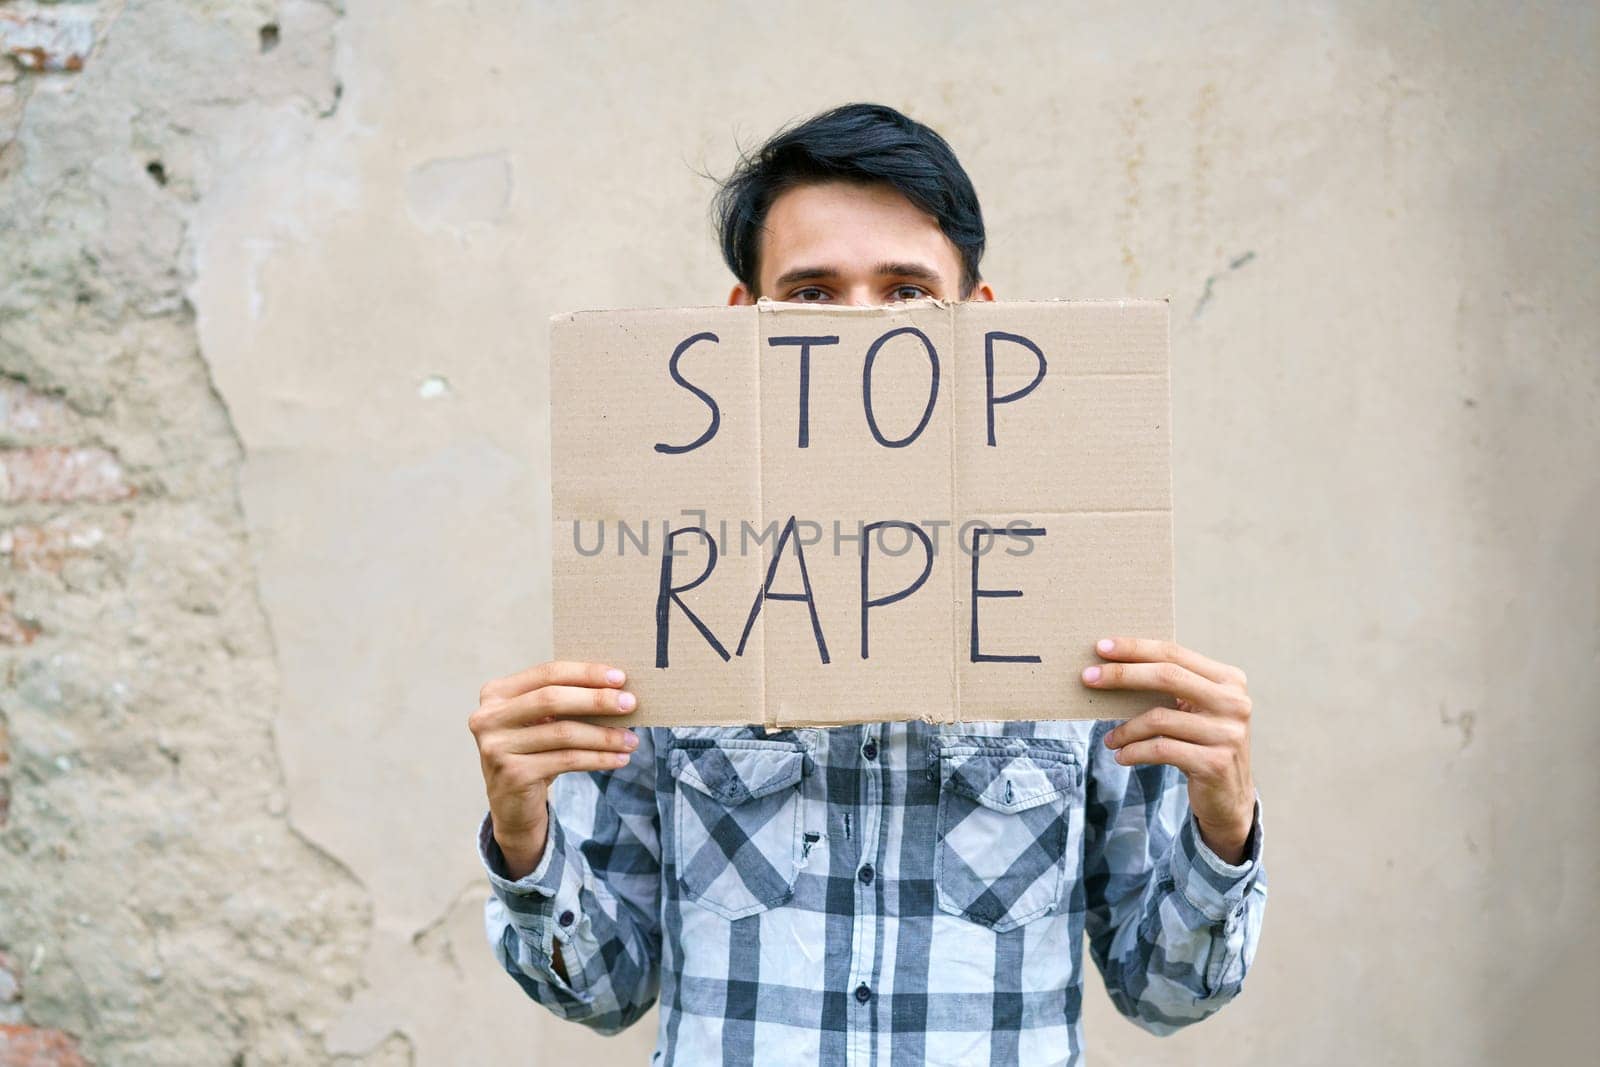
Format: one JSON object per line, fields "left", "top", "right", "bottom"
{"left": 858, "top": 864, "right": 875, "bottom": 885}
{"left": 558, "top": 910, "right": 575, "bottom": 927}
{"left": 862, "top": 740, "right": 878, "bottom": 761}
{"left": 854, "top": 983, "right": 872, "bottom": 1003}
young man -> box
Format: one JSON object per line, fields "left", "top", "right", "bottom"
{"left": 470, "top": 103, "right": 1265, "bottom": 1065}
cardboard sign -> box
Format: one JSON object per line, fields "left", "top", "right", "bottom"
{"left": 550, "top": 300, "right": 1173, "bottom": 728}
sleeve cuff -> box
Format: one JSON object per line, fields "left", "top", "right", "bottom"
{"left": 1170, "top": 795, "right": 1264, "bottom": 923}
{"left": 476, "top": 809, "right": 586, "bottom": 948}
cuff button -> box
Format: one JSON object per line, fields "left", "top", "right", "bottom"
{"left": 558, "top": 910, "right": 575, "bottom": 927}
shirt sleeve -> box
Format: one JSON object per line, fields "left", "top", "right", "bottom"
{"left": 1081, "top": 719, "right": 1268, "bottom": 1035}
{"left": 478, "top": 726, "right": 662, "bottom": 1034}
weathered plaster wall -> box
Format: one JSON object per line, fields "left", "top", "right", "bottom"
{"left": 0, "top": 2, "right": 401, "bottom": 1064}
{"left": 2, "top": 1, "right": 1595, "bottom": 1064}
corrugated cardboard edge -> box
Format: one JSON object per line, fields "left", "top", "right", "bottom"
{"left": 549, "top": 297, "right": 1170, "bottom": 322}
{"left": 1157, "top": 298, "right": 1176, "bottom": 648}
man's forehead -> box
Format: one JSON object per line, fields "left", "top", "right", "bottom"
{"left": 758, "top": 181, "right": 959, "bottom": 278}
{"left": 763, "top": 180, "right": 945, "bottom": 239}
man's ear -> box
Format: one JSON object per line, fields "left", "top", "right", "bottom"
{"left": 728, "top": 283, "right": 755, "bottom": 306}
{"left": 973, "top": 281, "right": 996, "bottom": 302}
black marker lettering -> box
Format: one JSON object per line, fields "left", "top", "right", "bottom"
{"left": 736, "top": 515, "right": 830, "bottom": 664}
{"left": 969, "top": 526, "right": 1047, "bottom": 663}
{"left": 766, "top": 335, "right": 840, "bottom": 448}
{"left": 654, "top": 332, "right": 722, "bottom": 455}
{"left": 655, "top": 527, "right": 730, "bottom": 668}
{"left": 984, "top": 331, "right": 1047, "bottom": 447}
{"left": 863, "top": 327, "right": 940, "bottom": 448}
{"left": 860, "top": 520, "right": 934, "bottom": 659}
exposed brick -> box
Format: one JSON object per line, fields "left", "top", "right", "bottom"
{"left": 0, "top": 448, "right": 131, "bottom": 504}
{"left": 0, "top": 382, "right": 73, "bottom": 442}
{"left": 0, "top": 515, "right": 128, "bottom": 574}
{"left": 0, "top": 594, "right": 39, "bottom": 646}
{"left": 0, "top": 951, "right": 18, "bottom": 1005}
{"left": 0, "top": 1025, "right": 89, "bottom": 1067}
{"left": 0, "top": 10, "right": 96, "bottom": 74}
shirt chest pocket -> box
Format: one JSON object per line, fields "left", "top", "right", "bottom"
{"left": 933, "top": 737, "right": 1085, "bottom": 932}
{"left": 669, "top": 739, "right": 810, "bottom": 921}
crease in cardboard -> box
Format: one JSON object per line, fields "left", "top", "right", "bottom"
{"left": 945, "top": 300, "right": 963, "bottom": 727}
{"left": 754, "top": 307, "right": 776, "bottom": 735}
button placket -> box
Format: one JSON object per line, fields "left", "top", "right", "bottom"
{"left": 846, "top": 722, "right": 884, "bottom": 1061}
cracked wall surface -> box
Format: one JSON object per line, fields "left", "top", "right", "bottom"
{"left": 0, "top": 2, "right": 385, "bottom": 1064}
{"left": 2, "top": 1, "right": 1596, "bottom": 1064}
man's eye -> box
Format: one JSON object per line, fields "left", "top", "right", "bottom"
{"left": 793, "top": 287, "right": 830, "bottom": 302}
{"left": 891, "top": 285, "right": 929, "bottom": 302}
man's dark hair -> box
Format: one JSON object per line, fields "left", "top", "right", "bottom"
{"left": 714, "top": 103, "right": 986, "bottom": 297}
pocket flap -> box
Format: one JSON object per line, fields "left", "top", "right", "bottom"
{"left": 943, "top": 752, "right": 1078, "bottom": 814}
{"left": 670, "top": 742, "right": 807, "bottom": 805}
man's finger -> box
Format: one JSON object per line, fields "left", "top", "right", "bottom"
{"left": 485, "top": 683, "right": 638, "bottom": 727}
{"left": 526, "top": 747, "right": 635, "bottom": 779}
{"left": 1094, "top": 636, "right": 1246, "bottom": 688}
{"left": 1109, "top": 735, "right": 1213, "bottom": 775}
{"left": 503, "top": 720, "right": 639, "bottom": 756}
{"left": 1081, "top": 659, "right": 1235, "bottom": 710}
{"left": 1106, "top": 706, "right": 1236, "bottom": 750}
{"left": 480, "top": 661, "right": 627, "bottom": 703}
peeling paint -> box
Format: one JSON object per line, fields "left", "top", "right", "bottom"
{"left": 0, "top": 8, "right": 96, "bottom": 73}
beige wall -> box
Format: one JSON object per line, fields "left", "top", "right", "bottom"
{"left": 1, "top": 1, "right": 1594, "bottom": 1063}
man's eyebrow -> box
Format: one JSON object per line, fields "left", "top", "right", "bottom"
{"left": 770, "top": 262, "right": 945, "bottom": 289}
{"left": 772, "top": 266, "right": 838, "bottom": 288}
{"left": 873, "top": 261, "right": 942, "bottom": 283}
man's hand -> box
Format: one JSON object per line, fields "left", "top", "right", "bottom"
{"left": 469, "top": 661, "right": 639, "bottom": 880}
{"left": 1082, "top": 637, "right": 1255, "bottom": 864}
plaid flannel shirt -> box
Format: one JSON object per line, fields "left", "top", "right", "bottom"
{"left": 477, "top": 719, "right": 1266, "bottom": 1066}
